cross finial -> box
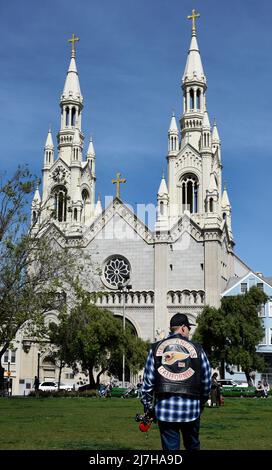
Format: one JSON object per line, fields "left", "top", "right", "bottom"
{"left": 187, "top": 9, "right": 200, "bottom": 35}
{"left": 112, "top": 172, "right": 126, "bottom": 199}
{"left": 68, "top": 33, "right": 80, "bottom": 58}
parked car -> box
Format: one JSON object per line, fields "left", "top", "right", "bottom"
{"left": 38, "top": 381, "right": 74, "bottom": 392}
{"left": 217, "top": 379, "right": 238, "bottom": 388}
{"left": 77, "top": 383, "right": 94, "bottom": 392}
{"left": 39, "top": 381, "right": 58, "bottom": 392}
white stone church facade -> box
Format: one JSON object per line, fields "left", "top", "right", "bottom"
{"left": 6, "top": 17, "right": 252, "bottom": 394}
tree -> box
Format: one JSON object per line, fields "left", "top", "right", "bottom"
{"left": 193, "top": 286, "right": 268, "bottom": 384}
{"left": 48, "top": 288, "right": 149, "bottom": 388}
{"left": 0, "top": 167, "right": 79, "bottom": 394}
{"left": 193, "top": 305, "right": 227, "bottom": 374}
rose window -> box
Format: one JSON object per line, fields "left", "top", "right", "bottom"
{"left": 104, "top": 256, "right": 130, "bottom": 288}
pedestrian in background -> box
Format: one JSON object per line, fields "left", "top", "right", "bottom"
{"left": 33, "top": 376, "right": 39, "bottom": 396}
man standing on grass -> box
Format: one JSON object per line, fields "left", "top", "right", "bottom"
{"left": 141, "top": 313, "right": 211, "bottom": 450}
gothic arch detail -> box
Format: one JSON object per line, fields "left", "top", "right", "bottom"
{"left": 52, "top": 185, "right": 67, "bottom": 222}
{"left": 180, "top": 173, "right": 199, "bottom": 213}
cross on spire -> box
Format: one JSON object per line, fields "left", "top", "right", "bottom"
{"left": 187, "top": 9, "right": 200, "bottom": 35}
{"left": 68, "top": 33, "right": 80, "bottom": 58}
{"left": 112, "top": 172, "right": 126, "bottom": 199}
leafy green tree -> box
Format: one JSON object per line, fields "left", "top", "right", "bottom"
{"left": 48, "top": 288, "right": 149, "bottom": 388}
{"left": 0, "top": 167, "right": 78, "bottom": 394}
{"left": 193, "top": 305, "right": 227, "bottom": 373}
{"left": 193, "top": 286, "right": 268, "bottom": 384}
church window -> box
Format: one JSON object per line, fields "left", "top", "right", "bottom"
{"left": 82, "top": 189, "right": 89, "bottom": 223}
{"left": 160, "top": 201, "right": 164, "bottom": 215}
{"left": 190, "top": 89, "right": 194, "bottom": 109}
{"left": 71, "top": 107, "right": 76, "bottom": 126}
{"left": 53, "top": 186, "right": 67, "bottom": 222}
{"left": 33, "top": 211, "right": 37, "bottom": 224}
{"left": 180, "top": 173, "right": 198, "bottom": 213}
{"left": 82, "top": 189, "right": 89, "bottom": 203}
{"left": 103, "top": 255, "right": 131, "bottom": 289}
{"left": 209, "top": 198, "right": 214, "bottom": 212}
{"left": 196, "top": 89, "right": 201, "bottom": 110}
{"left": 222, "top": 212, "right": 226, "bottom": 220}
{"left": 74, "top": 208, "right": 78, "bottom": 221}
{"left": 65, "top": 107, "right": 69, "bottom": 126}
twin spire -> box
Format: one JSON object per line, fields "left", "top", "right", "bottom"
{"left": 62, "top": 35, "right": 82, "bottom": 102}
{"left": 183, "top": 9, "right": 205, "bottom": 84}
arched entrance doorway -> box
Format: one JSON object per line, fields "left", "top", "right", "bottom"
{"left": 114, "top": 317, "right": 138, "bottom": 385}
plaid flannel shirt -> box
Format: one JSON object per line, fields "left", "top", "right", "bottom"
{"left": 141, "top": 336, "right": 211, "bottom": 422}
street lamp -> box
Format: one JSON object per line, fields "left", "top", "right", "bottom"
{"left": 118, "top": 277, "right": 132, "bottom": 388}
{"left": 7, "top": 361, "right": 11, "bottom": 397}
{"left": 37, "top": 352, "right": 41, "bottom": 383}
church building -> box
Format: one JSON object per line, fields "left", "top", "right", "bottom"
{"left": 7, "top": 11, "right": 255, "bottom": 394}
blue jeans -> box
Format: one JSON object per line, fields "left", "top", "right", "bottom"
{"left": 158, "top": 417, "right": 200, "bottom": 450}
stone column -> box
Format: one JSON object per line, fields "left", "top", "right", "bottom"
{"left": 154, "top": 240, "right": 168, "bottom": 341}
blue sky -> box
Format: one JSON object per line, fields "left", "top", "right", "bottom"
{"left": 0, "top": 0, "right": 271, "bottom": 275}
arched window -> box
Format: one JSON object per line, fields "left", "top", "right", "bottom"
{"left": 196, "top": 89, "right": 201, "bottom": 110}
{"left": 209, "top": 198, "right": 214, "bottom": 213}
{"left": 33, "top": 211, "right": 37, "bottom": 224}
{"left": 180, "top": 173, "right": 199, "bottom": 213}
{"left": 71, "top": 107, "right": 76, "bottom": 126}
{"left": 82, "top": 189, "right": 89, "bottom": 203}
{"left": 160, "top": 201, "right": 164, "bottom": 215}
{"left": 190, "top": 89, "right": 194, "bottom": 109}
{"left": 74, "top": 208, "right": 78, "bottom": 221}
{"left": 65, "top": 107, "right": 69, "bottom": 126}
{"left": 53, "top": 186, "right": 67, "bottom": 222}
{"left": 82, "top": 189, "right": 90, "bottom": 223}
{"left": 222, "top": 212, "right": 226, "bottom": 220}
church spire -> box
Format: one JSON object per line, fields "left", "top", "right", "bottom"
{"left": 168, "top": 112, "right": 179, "bottom": 155}
{"left": 181, "top": 9, "right": 207, "bottom": 150}
{"left": 221, "top": 184, "right": 233, "bottom": 238}
{"left": 183, "top": 10, "right": 205, "bottom": 84}
{"left": 155, "top": 173, "right": 169, "bottom": 232}
{"left": 31, "top": 182, "right": 41, "bottom": 226}
{"left": 58, "top": 34, "right": 84, "bottom": 164}
{"left": 43, "top": 128, "right": 54, "bottom": 167}
{"left": 212, "top": 119, "right": 221, "bottom": 160}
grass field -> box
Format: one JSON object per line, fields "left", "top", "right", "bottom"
{"left": 0, "top": 397, "right": 271, "bottom": 450}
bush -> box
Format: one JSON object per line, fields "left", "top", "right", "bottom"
{"left": 221, "top": 387, "right": 256, "bottom": 398}
{"left": 28, "top": 390, "right": 78, "bottom": 398}
{"left": 77, "top": 388, "right": 98, "bottom": 397}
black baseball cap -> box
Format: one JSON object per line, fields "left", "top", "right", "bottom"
{"left": 170, "top": 313, "right": 196, "bottom": 329}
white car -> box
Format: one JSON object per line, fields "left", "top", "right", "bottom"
{"left": 39, "top": 381, "right": 74, "bottom": 392}
{"left": 217, "top": 379, "right": 238, "bottom": 388}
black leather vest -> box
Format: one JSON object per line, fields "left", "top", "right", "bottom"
{"left": 152, "top": 334, "right": 202, "bottom": 398}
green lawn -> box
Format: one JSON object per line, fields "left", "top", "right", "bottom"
{"left": 0, "top": 397, "right": 271, "bottom": 450}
